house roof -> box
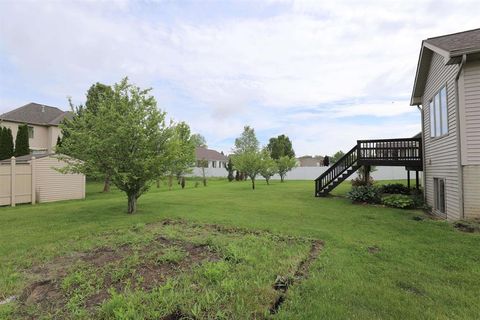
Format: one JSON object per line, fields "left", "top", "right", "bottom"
{"left": 0, "top": 102, "right": 72, "bottom": 126}
{"left": 195, "top": 147, "right": 228, "bottom": 161}
{"left": 425, "top": 28, "right": 480, "bottom": 56}
{"left": 411, "top": 28, "right": 480, "bottom": 106}
{"left": 0, "top": 153, "right": 54, "bottom": 163}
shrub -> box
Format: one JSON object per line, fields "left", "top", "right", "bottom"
{"left": 351, "top": 176, "right": 374, "bottom": 187}
{"left": 382, "top": 195, "right": 415, "bottom": 209}
{"left": 381, "top": 183, "right": 410, "bottom": 195}
{"left": 347, "top": 185, "right": 382, "bottom": 204}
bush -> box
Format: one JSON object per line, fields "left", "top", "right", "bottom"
{"left": 382, "top": 195, "right": 415, "bottom": 209}
{"left": 351, "top": 176, "right": 374, "bottom": 187}
{"left": 381, "top": 183, "right": 410, "bottom": 195}
{"left": 347, "top": 185, "right": 382, "bottom": 204}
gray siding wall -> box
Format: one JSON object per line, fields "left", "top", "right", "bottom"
{"left": 463, "top": 166, "right": 480, "bottom": 218}
{"left": 422, "top": 52, "right": 461, "bottom": 220}
{"left": 461, "top": 59, "right": 480, "bottom": 218}
{"left": 463, "top": 60, "right": 480, "bottom": 164}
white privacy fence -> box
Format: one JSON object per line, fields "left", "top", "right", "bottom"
{"left": 188, "top": 166, "right": 421, "bottom": 181}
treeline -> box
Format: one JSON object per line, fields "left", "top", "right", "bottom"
{"left": 0, "top": 124, "right": 30, "bottom": 160}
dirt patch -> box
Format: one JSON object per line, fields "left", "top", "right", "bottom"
{"left": 367, "top": 246, "right": 381, "bottom": 254}
{"left": 20, "top": 279, "right": 63, "bottom": 307}
{"left": 162, "top": 309, "right": 194, "bottom": 320}
{"left": 396, "top": 281, "right": 425, "bottom": 296}
{"left": 269, "top": 239, "right": 323, "bottom": 314}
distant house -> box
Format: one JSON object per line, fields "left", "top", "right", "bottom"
{"left": 297, "top": 155, "right": 324, "bottom": 167}
{"left": 411, "top": 28, "right": 480, "bottom": 220}
{"left": 0, "top": 103, "right": 71, "bottom": 154}
{"left": 195, "top": 147, "right": 228, "bottom": 168}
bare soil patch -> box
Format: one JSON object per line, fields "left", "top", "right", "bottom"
{"left": 269, "top": 239, "right": 324, "bottom": 314}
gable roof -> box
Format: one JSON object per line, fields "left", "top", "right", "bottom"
{"left": 195, "top": 147, "right": 228, "bottom": 161}
{"left": 411, "top": 28, "right": 480, "bottom": 106}
{"left": 0, "top": 102, "right": 72, "bottom": 126}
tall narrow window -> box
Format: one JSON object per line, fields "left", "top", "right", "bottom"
{"left": 433, "top": 178, "right": 446, "bottom": 214}
{"left": 429, "top": 85, "right": 448, "bottom": 138}
{"left": 28, "top": 126, "right": 34, "bottom": 139}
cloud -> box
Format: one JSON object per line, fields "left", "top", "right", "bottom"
{"left": 0, "top": 0, "right": 477, "bottom": 154}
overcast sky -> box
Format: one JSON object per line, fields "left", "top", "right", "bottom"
{"left": 0, "top": 0, "right": 478, "bottom": 155}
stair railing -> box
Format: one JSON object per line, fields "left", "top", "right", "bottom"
{"left": 315, "top": 145, "right": 358, "bottom": 195}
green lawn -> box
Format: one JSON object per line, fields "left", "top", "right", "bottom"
{"left": 1, "top": 179, "right": 479, "bottom": 319}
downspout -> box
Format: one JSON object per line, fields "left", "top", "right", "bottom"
{"left": 416, "top": 104, "right": 426, "bottom": 204}
{"left": 454, "top": 54, "right": 467, "bottom": 219}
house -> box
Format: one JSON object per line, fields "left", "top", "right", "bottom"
{"left": 195, "top": 146, "right": 228, "bottom": 168}
{"left": 0, "top": 153, "right": 85, "bottom": 205}
{"left": 297, "top": 155, "right": 324, "bottom": 167}
{"left": 411, "top": 28, "right": 480, "bottom": 220}
{"left": 0, "top": 102, "right": 71, "bottom": 154}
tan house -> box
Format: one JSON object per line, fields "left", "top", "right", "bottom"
{"left": 411, "top": 28, "right": 480, "bottom": 220}
{"left": 0, "top": 102, "right": 71, "bottom": 154}
{"left": 195, "top": 147, "right": 228, "bottom": 168}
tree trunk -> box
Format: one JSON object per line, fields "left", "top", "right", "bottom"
{"left": 168, "top": 175, "right": 173, "bottom": 190}
{"left": 266, "top": 178, "right": 270, "bottom": 185}
{"left": 127, "top": 194, "right": 137, "bottom": 214}
{"left": 251, "top": 178, "right": 255, "bottom": 190}
{"left": 156, "top": 179, "right": 160, "bottom": 188}
{"left": 280, "top": 174, "right": 285, "bottom": 182}
{"left": 103, "top": 176, "right": 110, "bottom": 192}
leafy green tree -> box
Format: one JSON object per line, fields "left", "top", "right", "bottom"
{"left": 232, "top": 126, "right": 262, "bottom": 190}
{"left": 0, "top": 127, "right": 14, "bottom": 160}
{"left": 191, "top": 133, "right": 207, "bottom": 147}
{"left": 167, "top": 121, "right": 196, "bottom": 188}
{"left": 58, "top": 77, "right": 176, "bottom": 214}
{"left": 260, "top": 148, "right": 277, "bottom": 185}
{"left": 197, "top": 158, "right": 208, "bottom": 186}
{"left": 62, "top": 82, "right": 114, "bottom": 192}
{"left": 331, "top": 150, "right": 345, "bottom": 163}
{"left": 14, "top": 124, "right": 30, "bottom": 157}
{"left": 267, "top": 134, "right": 295, "bottom": 160}
{"left": 226, "top": 157, "right": 235, "bottom": 182}
{"left": 277, "top": 155, "right": 297, "bottom": 182}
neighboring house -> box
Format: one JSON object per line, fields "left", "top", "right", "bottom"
{"left": 0, "top": 102, "right": 71, "bottom": 154}
{"left": 411, "top": 28, "right": 480, "bottom": 220}
{"left": 195, "top": 146, "right": 228, "bottom": 168}
{"left": 297, "top": 155, "right": 324, "bottom": 167}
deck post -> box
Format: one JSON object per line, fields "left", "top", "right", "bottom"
{"left": 407, "top": 170, "right": 411, "bottom": 189}
{"left": 415, "top": 171, "right": 419, "bottom": 190}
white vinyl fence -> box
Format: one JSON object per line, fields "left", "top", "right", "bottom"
{"left": 188, "top": 166, "right": 421, "bottom": 181}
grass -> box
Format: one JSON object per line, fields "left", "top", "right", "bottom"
{"left": 0, "top": 178, "right": 479, "bottom": 319}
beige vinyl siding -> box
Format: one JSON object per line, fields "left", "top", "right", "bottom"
{"left": 422, "top": 52, "right": 461, "bottom": 219}
{"left": 0, "top": 165, "right": 12, "bottom": 206}
{"left": 35, "top": 157, "right": 85, "bottom": 203}
{"left": 463, "top": 60, "right": 480, "bottom": 165}
{"left": 463, "top": 165, "right": 480, "bottom": 218}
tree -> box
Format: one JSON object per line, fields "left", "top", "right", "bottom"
{"left": 267, "top": 134, "right": 295, "bottom": 160}
{"left": 260, "top": 149, "right": 277, "bottom": 185}
{"left": 191, "top": 133, "right": 207, "bottom": 148}
{"left": 232, "top": 126, "right": 262, "bottom": 190}
{"left": 331, "top": 150, "right": 345, "bottom": 164}
{"left": 197, "top": 159, "right": 208, "bottom": 186}
{"left": 58, "top": 77, "right": 175, "bottom": 214}
{"left": 0, "top": 127, "right": 14, "bottom": 160}
{"left": 14, "top": 124, "right": 30, "bottom": 157}
{"left": 277, "top": 155, "right": 297, "bottom": 182}
{"left": 62, "top": 82, "right": 115, "bottom": 192}
{"left": 167, "top": 121, "right": 196, "bottom": 188}
{"left": 226, "top": 157, "right": 235, "bottom": 182}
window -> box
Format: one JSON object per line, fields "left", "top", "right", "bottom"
{"left": 433, "top": 178, "right": 446, "bottom": 214}
{"left": 211, "top": 161, "right": 216, "bottom": 168}
{"left": 429, "top": 86, "right": 448, "bottom": 138}
{"left": 28, "top": 126, "right": 34, "bottom": 139}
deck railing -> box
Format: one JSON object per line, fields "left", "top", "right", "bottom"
{"left": 357, "top": 138, "right": 422, "bottom": 167}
